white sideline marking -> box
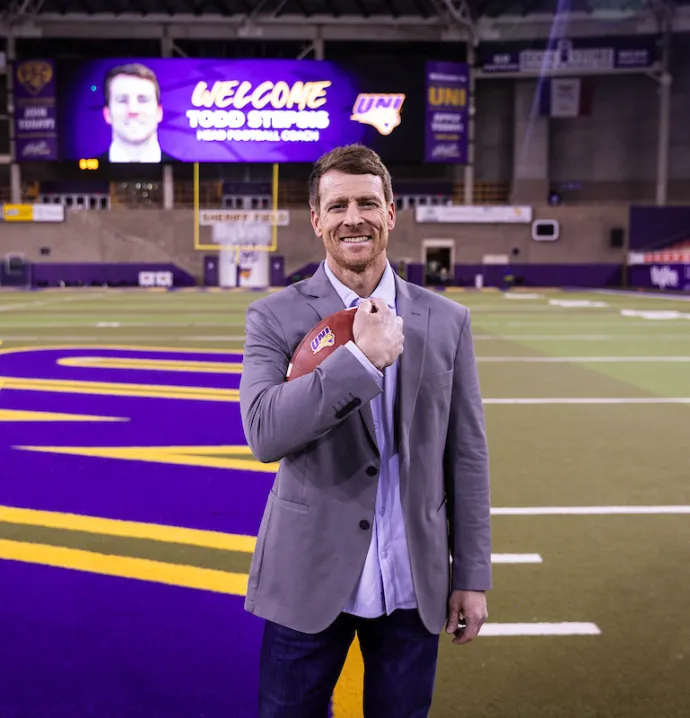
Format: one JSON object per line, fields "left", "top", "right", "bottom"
{"left": 483, "top": 397, "right": 690, "bottom": 404}
{"left": 549, "top": 299, "right": 609, "bottom": 308}
{"left": 0, "top": 335, "right": 247, "bottom": 342}
{"left": 477, "top": 356, "right": 690, "bottom": 362}
{"left": 0, "top": 292, "right": 118, "bottom": 312}
{"left": 492, "top": 506, "right": 690, "bottom": 515}
{"left": 591, "top": 289, "right": 690, "bottom": 302}
{"left": 480, "top": 622, "right": 601, "bottom": 637}
{"left": 621, "top": 309, "right": 690, "bottom": 320}
{"left": 491, "top": 553, "right": 543, "bottom": 563}
{"left": 475, "top": 334, "right": 690, "bottom": 341}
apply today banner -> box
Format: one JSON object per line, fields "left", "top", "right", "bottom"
{"left": 55, "top": 58, "right": 421, "bottom": 164}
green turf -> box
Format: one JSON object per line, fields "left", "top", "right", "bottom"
{"left": 1, "top": 286, "right": 689, "bottom": 717}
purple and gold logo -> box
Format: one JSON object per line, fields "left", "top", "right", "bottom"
{"left": 350, "top": 93, "right": 405, "bottom": 135}
{"left": 16, "top": 60, "right": 53, "bottom": 96}
{"left": 311, "top": 326, "right": 335, "bottom": 354}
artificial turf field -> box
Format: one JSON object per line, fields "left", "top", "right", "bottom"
{"left": 0, "top": 284, "right": 689, "bottom": 718}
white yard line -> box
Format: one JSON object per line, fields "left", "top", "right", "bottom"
{"left": 0, "top": 335, "right": 247, "bottom": 342}
{"left": 484, "top": 398, "right": 690, "bottom": 404}
{"left": 0, "top": 322, "right": 246, "bottom": 329}
{"left": 491, "top": 553, "right": 543, "bottom": 563}
{"left": 590, "top": 289, "right": 690, "bottom": 302}
{"left": 477, "top": 356, "right": 690, "bottom": 362}
{"left": 479, "top": 623, "right": 601, "bottom": 636}
{"left": 492, "top": 506, "right": 690, "bottom": 515}
{"left": 475, "top": 334, "right": 690, "bottom": 341}
{"left": 0, "top": 291, "right": 121, "bottom": 313}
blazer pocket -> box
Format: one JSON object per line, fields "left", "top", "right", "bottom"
{"left": 270, "top": 489, "right": 310, "bottom": 513}
{"left": 421, "top": 368, "right": 453, "bottom": 389}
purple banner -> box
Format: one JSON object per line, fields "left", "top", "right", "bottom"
{"left": 56, "top": 58, "right": 414, "bottom": 164}
{"left": 629, "top": 263, "right": 690, "bottom": 292}
{"left": 480, "top": 36, "right": 656, "bottom": 74}
{"left": 424, "top": 61, "right": 468, "bottom": 163}
{"left": 13, "top": 58, "right": 59, "bottom": 161}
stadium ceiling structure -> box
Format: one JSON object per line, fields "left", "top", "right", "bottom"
{"left": 0, "top": 0, "right": 686, "bottom": 44}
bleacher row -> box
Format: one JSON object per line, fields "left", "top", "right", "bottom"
{"left": 20, "top": 179, "right": 511, "bottom": 211}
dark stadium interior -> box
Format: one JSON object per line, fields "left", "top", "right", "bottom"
{"left": 1, "top": 1, "right": 689, "bottom": 716}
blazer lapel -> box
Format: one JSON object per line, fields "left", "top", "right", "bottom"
{"left": 395, "top": 276, "right": 429, "bottom": 500}
{"left": 305, "top": 263, "right": 348, "bottom": 322}
{"left": 305, "top": 263, "right": 378, "bottom": 452}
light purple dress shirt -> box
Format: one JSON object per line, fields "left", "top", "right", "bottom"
{"left": 323, "top": 260, "right": 417, "bottom": 618}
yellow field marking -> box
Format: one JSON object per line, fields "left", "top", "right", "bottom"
{"left": 332, "top": 636, "right": 365, "bottom": 718}
{"left": 58, "top": 356, "right": 243, "bottom": 374}
{"left": 14, "top": 444, "right": 279, "bottom": 473}
{"left": 0, "top": 539, "right": 248, "bottom": 595}
{"left": 0, "top": 409, "right": 126, "bottom": 422}
{"left": 0, "top": 376, "right": 239, "bottom": 401}
{"left": 0, "top": 504, "right": 257, "bottom": 553}
{"left": 0, "top": 344, "right": 244, "bottom": 356}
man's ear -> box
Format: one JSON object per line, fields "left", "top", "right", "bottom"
{"left": 387, "top": 200, "right": 396, "bottom": 231}
{"left": 310, "top": 207, "right": 323, "bottom": 238}
{"left": 103, "top": 106, "right": 112, "bottom": 126}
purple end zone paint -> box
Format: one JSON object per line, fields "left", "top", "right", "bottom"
{"left": 0, "top": 561, "right": 263, "bottom": 718}
{"left": 0, "top": 347, "right": 277, "bottom": 717}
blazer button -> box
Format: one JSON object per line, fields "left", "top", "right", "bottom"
{"left": 359, "top": 520, "right": 370, "bottom": 530}
{"left": 365, "top": 466, "right": 377, "bottom": 476}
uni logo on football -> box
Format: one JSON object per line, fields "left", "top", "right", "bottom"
{"left": 311, "top": 326, "right": 335, "bottom": 354}
{"left": 350, "top": 94, "right": 405, "bottom": 135}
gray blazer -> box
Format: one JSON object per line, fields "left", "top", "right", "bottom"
{"left": 239, "top": 262, "right": 492, "bottom": 635}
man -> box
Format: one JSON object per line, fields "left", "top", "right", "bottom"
{"left": 100, "top": 63, "right": 172, "bottom": 163}
{"left": 239, "top": 144, "right": 491, "bottom": 717}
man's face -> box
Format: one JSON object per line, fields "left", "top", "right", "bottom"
{"left": 310, "top": 169, "right": 395, "bottom": 273}
{"left": 103, "top": 74, "right": 162, "bottom": 145}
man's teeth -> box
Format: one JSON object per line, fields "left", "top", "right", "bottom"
{"left": 341, "top": 237, "right": 370, "bottom": 243}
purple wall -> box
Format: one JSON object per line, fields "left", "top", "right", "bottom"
{"left": 285, "top": 262, "right": 624, "bottom": 289}
{"left": 453, "top": 263, "right": 623, "bottom": 288}
{"left": 31, "top": 263, "right": 196, "bottom": 287}
{"left": 629, "top": 206, "right": 690, "bottom": 250}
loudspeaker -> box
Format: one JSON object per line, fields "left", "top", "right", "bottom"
{"left": 610, "top": 228, "right": 625, "bottom": 248}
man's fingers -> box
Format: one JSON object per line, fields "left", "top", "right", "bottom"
{"left": 357, "top": 299, "right": 374, "bottom": 314}
{"left": 369, "top": 297, "right": 390, "bottom": 314}
{"left": 452, "top": 614, "right": 485, "bottom": 645}
{"left": 446, "top": 606, "right": 461, "bottom": 634}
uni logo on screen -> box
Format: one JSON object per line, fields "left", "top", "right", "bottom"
{"left": 350, "top": 93, "right": 405, "bottom": 136}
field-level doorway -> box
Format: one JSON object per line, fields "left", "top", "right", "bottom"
{"left": 423, "top": 239, "right": 454, "bottom": 286}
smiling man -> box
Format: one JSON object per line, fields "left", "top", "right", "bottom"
{"left": 101, "top": 63, "right": 171, "bottom": 163}
{"left": 239, "top": 143, "right": 492, "bottom": 718}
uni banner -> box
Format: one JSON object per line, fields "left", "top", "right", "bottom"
{"left": 13, "top": 58, "right": 59, "bottom": 161}
{"left": 424, "top": 61, "right": 469, "bottom": 163}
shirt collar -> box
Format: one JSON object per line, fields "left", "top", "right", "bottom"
{"left": 323, "top": 259, "right": 396, "bottom": 310}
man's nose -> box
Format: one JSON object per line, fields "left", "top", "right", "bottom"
{"left": 344, "top": 202, "right": 363, "bottom": 226}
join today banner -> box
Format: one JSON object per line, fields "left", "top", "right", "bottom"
{"left": 55, "top": 58, "right": 425, "bottom": 164}
{"left": 13, "top": 59, "right": 59, "bottom": 161}
{"left": 424, "top": 61, "right": 469, "bottom": 163}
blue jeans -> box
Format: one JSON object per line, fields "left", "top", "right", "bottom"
{"left": 258, "top": 609, "right": 440, "bottom": 718}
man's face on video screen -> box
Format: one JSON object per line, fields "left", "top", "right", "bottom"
{"left": 103, "top": 73, "right": 162, "bottom": 146}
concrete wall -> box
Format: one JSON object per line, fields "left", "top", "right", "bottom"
{"left": 1, "top": 203, "right": 629, "bottom": 280}
{"left": 471, "top": 36, "right": 690, "bottom": 203}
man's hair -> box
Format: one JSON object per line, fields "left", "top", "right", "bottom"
{"left": 308, "top": 144, "right": 393, "bottom": 211}
{"left": 104, "top": 63, "right": 161, "bottom": 106}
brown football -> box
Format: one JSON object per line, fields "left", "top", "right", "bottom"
{"left": 286, "top": 307, "right": 357, "bottom": 381}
